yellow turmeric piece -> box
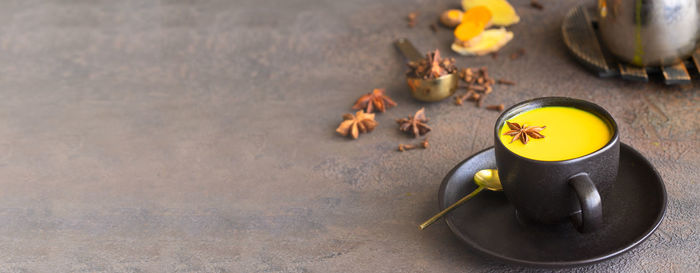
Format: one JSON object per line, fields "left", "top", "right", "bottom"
{"left": 440, "top": 9, "right": 464, "bottom": 28}
{"left": 454, "top": 21, "right": 485, "bottom": 43}
{"left": 462, "top": 0, "right": 520, "bottom": 26}
{"left": 452, "top": 28, "right": 514, "bottom": 56}
{"left": 462, "top": 6, "right": 492, "bottom": 27}
{"left": 453, "top": 6, "right": 492, "bottom": 43}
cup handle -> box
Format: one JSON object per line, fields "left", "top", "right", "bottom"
{"left": 568, "top": 173, "right": 603, "bottom": 233}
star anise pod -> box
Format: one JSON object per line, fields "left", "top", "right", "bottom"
{"left": 407, "top": 49, "right": 457, "bottom": 79}
{"left": 503, "top": 121, "right": 546, "bottom": 144}
{"left": 352, "top": 88, "right": 397, "bottom": 113}
{"left": 397, "top": 107, "right": 431, "bottom": 138}
{"left": 428, "top": 49, "right": 444, "bottom": 78}
{"left": 336, "top": 110, "right": 378, "bottom": 139}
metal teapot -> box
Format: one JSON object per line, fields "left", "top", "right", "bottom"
{"left": 597, "top": 0, "right": 700, "bottom": 66}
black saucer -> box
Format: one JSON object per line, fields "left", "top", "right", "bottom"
{"left": 438, "top": 143, "right": 667, "bottom": 267}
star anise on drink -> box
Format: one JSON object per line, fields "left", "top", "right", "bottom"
{"left": 397, "top": 107, "right": 431, "bottom": 138}
{"left": 336, "top": 110, "right": 378, "bottom": 139}
{"left": 352, "top": 88, "right": 397, "bottom": 113}
{"left": 503, "top": 121, "right": 546, "bottom": 144}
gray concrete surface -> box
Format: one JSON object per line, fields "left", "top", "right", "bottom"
{"left": 0, "top": 0, "right": 697, "bottom": 272}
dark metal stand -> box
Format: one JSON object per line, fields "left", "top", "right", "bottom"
{"left": 562, "top": 5, "right": 698, "bottom": 85}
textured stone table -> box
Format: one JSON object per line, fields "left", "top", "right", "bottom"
{"left": 0, "top": 0, "right": 697, "bottom": 272}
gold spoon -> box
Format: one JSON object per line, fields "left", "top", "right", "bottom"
{"left": 419, "top": 169, "right": 503, "bottom": 230}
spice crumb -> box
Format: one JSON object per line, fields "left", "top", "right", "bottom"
{"left": 530, "top": 0, "right": 544, "bottom": 10}
{"left": 408, "top": 12, "right": 418, "bottom": 28}
{"left": 429, "top": 23, "right": 438, "bottom": 33}
{"left": 510, "top": 48, "right": 526, "bottom": 60}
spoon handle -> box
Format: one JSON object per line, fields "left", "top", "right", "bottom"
{"left": 419, "top": 186, "right": 485, "bottom": 230}
{"left": 395, "top": 39, "right": 425, "bottom": 63}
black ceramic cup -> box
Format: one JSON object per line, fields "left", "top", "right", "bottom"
{"left": 494, "top": 97, "right": 620, "bottom": 233}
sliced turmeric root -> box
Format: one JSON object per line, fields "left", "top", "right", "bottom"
{"left": 462, "top": 0, "right": 519, "bottom": 26}
{"left": 462, "top": 6, "right": 492, "bottom": 27}
{"left": 454, "top": 21, "right": 486, "bottom": 43}
{"left": 451, "top": 28, "right": 514, "bottom": 56}
{"left": 453, "top": 6, "right": 492, "bottom": 43}
{"left": 440, "top": 9, "right": 464, "bottom": 28}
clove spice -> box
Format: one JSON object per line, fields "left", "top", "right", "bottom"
{"left": 497, "top": 79, "right": 515, "bottom": 85}
{"left": 486, "top": 104, "right": 505, "bottom": 112}
{"left": 454, "top": 90, "right": 473, "bottom": 105}
{"left": 476, "top": 94, "right": 487, "bottom": 107}
{"left": 398, "top": 144, "right": 417, "bottom": 152}
{"left": 398, "top": 137, "right": 429, "bottom": 152}
{"left": 456, "top": 66, "right": 499, "bottom": 108}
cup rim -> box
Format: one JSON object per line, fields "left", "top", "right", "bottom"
{"left": 493, "top": 97, "right": 620, "bottom": 164}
